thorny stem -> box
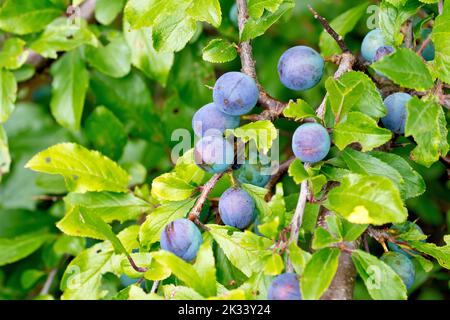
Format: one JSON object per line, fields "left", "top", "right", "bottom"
{"left": 39, "top": 268, "right": 58, "bottom": 296}
{"left": 307, "top": 5, "right": 349, "bottom": 53}
{"left": 151, "top": 280, "right": 160, "bottom": 294}
{"left": 188, "top": 173, "right": 224, "bottom": 222}
{"left": 264, "top": 156, "right": 295, "bottom": 201}
{"left": 127, "top": 255, "right": 148, "bottom": 273}
{"left": 286, "top": 165, "right": 310, "bottom": 272}
{"left": 236, "top": 0, "right": 287, "bottom": 120}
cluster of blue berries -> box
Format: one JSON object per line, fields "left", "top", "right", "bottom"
{"left": 155, "top": 25, "right": 431, "bottom": 298}
{"left": 361, "top": 28, "right": 435, "bottom": 135}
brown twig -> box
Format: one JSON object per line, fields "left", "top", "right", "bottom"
{"left": 236, "top": 0, "right": 288, "bottom": 120}
{"left": 264, "top": 157, "right": 295, "bottom": 201}
{"left": 127, "top": 255, "right": 148, "bottom": 273}
{"left": 188, "top": 173, "right": 224, "bottom": 222}
{"left": 307, "top": 5, "right": 349, "bottom": 53}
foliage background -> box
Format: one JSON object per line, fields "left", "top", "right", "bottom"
{"left": 0, "top": 0, "right": 448, "bottom": 300}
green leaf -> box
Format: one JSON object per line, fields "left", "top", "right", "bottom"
{"left": 0, "top": 38, "right": 28, "bottom": 70}
{"left": 378, "top": 0, "right": 420, "bottom": 45}
{"left": 186, "top": 0, "right": 222, "bottom": 27}
{"left": 228, "top": 120, "right": 278, "bottom": 153}
{"left": 263, "top": 253, "right": 284, "bottom": 275}
{"left": 76, "top": 207, "right": 129, "bottom": 254}
{"left": 352, "top": 249, "right": 407, "bottom": 300}
{"left": 123, "top": 20, "right": 174, "bottom": 86}
{"left": 325, "top": 71, "right": 386, "bottom": 122}
{"left": 174, "top": 149, "right": 206, "bottom": 186}
{"left": 162, "top": 284, "right": 205, "bottom": 300}
{"left": 64, "top": 191, "right": 151, "bottom": 223}
{"left": 408, "top": 241, "right": 450, "bottom": 269}
{"left": 0, "top": 0, "right": 63, "bottom": 35}
{"left": 369, "top": 151, "right": 425, "bottom": 199}
{"left": 319, "top": 4, "right": 367, "bottom": 56}
{"left": 95, "top": 0, "right": 125, "bottom": 25}
{"left": 151, "top": 172, "right": 197, "bottom": 202}
{"left": 60, "top": 227, "right": 139, "bottom": 300}
{"left": 301, "top": 248, "right": 340, "bottom": 300}
{"left": 333, "top": 112, "right": 392, "bottom": 152}
{"left": 50, "top": 49, "right": 89, "bottom": 131}
{"left": 152, "top": 13, "right": 198, "bottom": 53}
{"left": 90, "top": 71, "right": 159, "bottom": 141}
{"left": 405, "top": 97, "right": 449, "bottom": 167}
{"left": 241, "top": 183, "right": 272, "bottom": 220}
{"left": 139, "top": 198, "right": 196, "bottom": 247}
{"left": 152, "top": 250, "right": 212, "bottom": 297}
{"left": 30, "top": 17, "right": 99, "bottom": 59}
{"left": 25, "top": 143, "right": 130, "bottom": 193}
{"left": 371, "top": 49, "right": 434, "bottom": 91}
{"left": 312, "top": 227, "right": 340, "bottom": 250}
{"left": 85, "top": 106, "right": 127, "bottom": 161}
{"left": 53, "top": 235, "right": 86, "bottom": 257}
{"left": 0, "top": 69, "right": 17, "bottom": 123}
{"left": 0, "top": 232, "right": 51, "bottom": 266}
{"left": 431, "top": 3, "right": 450, "bottom": 83}
{"left": 207, "top": 224, "right": 272, "bottom": 277}
{"left": 288, "top": 158, "right": 309, "bottom": 184}
{"left": 202, "top": 38, "right": 237, "bottom": 63}
{"left": 341, "top": 149, "right": 406, "bottom": 199}
{"left": 85, "top": 34, "right": 131, "bottom": 78}
{"left": 61, "top": 241, "right": 115, "bottom": 300}
{"left": 282, "top": 99, "right": 317, "bottom": 121}
{"left": 325, "top": 173, "right": 407, "bottom": 225}
{"left": 193, "top": 237, "right": 217, "bottom": 296}
{"left": 288, "top": 242, "right": 310, "bottom": 275}
{"left": 241, "top": 0, "right": 295, "bottom": 41}
{"left": 248, "top": 0, "right": 283, "bottom": 19}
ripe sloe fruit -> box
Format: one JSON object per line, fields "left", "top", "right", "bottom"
{"left": 388, "top": 222, "right": 426, "bottom": 258}
{"left": 292, "top": 123, "right": 330, "bottom": 163}
{"left": 219, "top": 187, "right": 256, "bottom": 229}
{"left": 160, "top": 218, "right": 203, "bottom": 262}
{"left": 374, "top": 45, "right": 394, "bottom": 62}
{"left": 268, "top": 273, "right": 302, "bottom": 300}
{"left": 234, "top": 160, "right": 271, "bottom": 187}
{"left": 194, "top": 135, "right": 234, "bottom": 173}
{"left": 213, "top": 72, "right": 259, "bottom": 116}
{"left": 361, "top": 28, "right": 386, "bottom": 62}
{"left": 277, "top": 46, "right": 324, "bottom": 91}
{"left": 192, "top": 102, "right": 240, "bottom": 137}
{"left": 381, "top": 92, "right": 412, "bottom": 134}
{"left": 381, "top": 252, "right": 415, "bottom": 290}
